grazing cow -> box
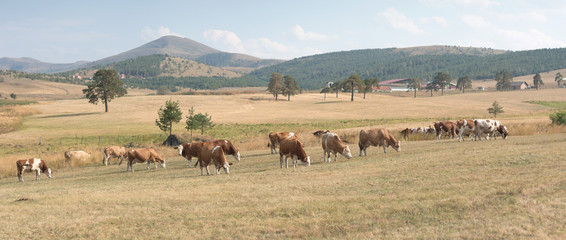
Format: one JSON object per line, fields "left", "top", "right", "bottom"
{"left": 473, "top": 119, "right": 509, "bottom": 141}
{"left": 400, "top": 128, "right": 412, "bottom": 140}
{"left": 433, "top": 121, "right": 457, "bottom": 140}
{"left": 16, "top": 158, "right": 52, "bottom": 182}
{"left": 279, "top": 138, "right": 310, "bottom": 168}
{"left": 103, "top": 146, "right": 126, "bottom": 165}
{"left": 424, "top": 126, "right": 436, "bottom": 135}
{"left": 124, "top": 148, "right": 166, "bottom": 172}
{"left": 455, "top": 119, "right": 475, "bottom": 142}
{"left": 322, "top": 132, "right": 352, "bottom": 162}
{"left": 268, "top": 132, "right": 297, "bottom": 154}
{"left": 64, "top": 150, "right": 91, "bottom": 165}
{"left": 198, "top": 142, "right": 232, "bottom": 175}
{"left": 174, "top": 142, "right": 204, "bottom": 167}
{"left": 358, "top": 128, "right": 401, "bottom": 156}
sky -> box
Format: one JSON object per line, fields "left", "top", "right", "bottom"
{"left": 2, "top": 0, "right": 566, "bottom": 63}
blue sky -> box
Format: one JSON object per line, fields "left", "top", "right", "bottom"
{"left": 2, "top": 0, "right": 565, "bottom": 63}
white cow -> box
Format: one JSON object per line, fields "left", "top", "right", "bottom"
{"left": 473, "top": 119, "right": 508, "bottom": 141}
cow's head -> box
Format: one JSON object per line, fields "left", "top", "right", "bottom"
{"left": 45, "top": 168, "right": 52, "bottom": 178}
{"left": 174, "top": 145, "right": 184, "bottom": 156}
{"left": 342, "top": 145, "right": 352, "bottom": 159}
{"left": 222, "top": 163, "right": 230, "bottom": 174}
{"left": 498, "top": 125, "right": 508, "bottom": 139}
{"left": 303, "top": 156, "right": 311, "bottom": 166}
{"left": 392, "top": 141, "right": 401, "bottom": 152}
{"left": 234, "top": 151, "right": 241, "bottom": 161}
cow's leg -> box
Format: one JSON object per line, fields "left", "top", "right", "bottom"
{"left": 199, "top": 162, "right": 205, "bottom": 176}
{"left": 146, "top": 161, "right": 150, "bottom": 170}
{"left": 187, "top": 157, "right": 192, "bottom": 168}
{"left": 104, "top": 155, "right": 109, "bottom": 166}
{"left": 18, "top": 169, "right": 24, "bottom": 182}
{"left": 280, "top": 155, "right": 284, "bottom": 168}
{"left": 292, "top": 156, "right": 297, "bottom": 168}
{"left": 36, "top": 169, "right": 41, "bottom": 180}
{"left": 333, "top": 152, "right": 338, "bottom": 162}
{"left": 286, "top": 156, "right": 289, "bottom": 168}
{"left": 205, "top": 165, "right": 210, "bottom": 175}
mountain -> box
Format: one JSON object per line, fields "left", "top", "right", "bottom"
{"left": 0, "top": 36, "right": 284, "bottom": 73}
{"left": 0, "top": 57, "right": 88, "bottom": 73}
{"left": 247, "top": 46, "right": 566, "bottom": 89}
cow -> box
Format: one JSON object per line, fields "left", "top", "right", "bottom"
{"left": 473, "top": 119, "right": 509, "bottom": 141}
{"left": 400, "top": 128, "right": 412, "bottom": 140}
{"left": 64, "top": 150, "right": 91, "bottom": 165}
{"left": 424, "top": 126, "right": 436, "bottom": 135}
{"left": 197, "top": 141, "right": 232, "bottom": 175}
{"left": 433, "top": 121, "right": 457, "bottom": 140}
{"left": 322, "top": 132, "right": 352, "bottom": 162}
{"left": 358, "top": 128, "right": 401, "bottom": 156}
{"left": 456, "top": 119, "right": 475, "bottom": 142}
{"left": 103, "top": 146, "right": 126, "bottom": 165}
{"left": 279, "top": 138, "right": 310, "bottom": 168}
{"left": 16, "top": 158, "right": 52, "bottom": 182}
{"left": 123, "top": 148, "right": 166, "bottom": 172}
{"left": 268, "top": 132, "right": 297, "bottom": 154}
{"left": 175, "top": 139, "right": 240, "bottom": 168}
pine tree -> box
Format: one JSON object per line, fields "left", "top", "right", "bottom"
{"left": 487, "top": 101, "right": 504, "bottom": 118}
{"left": 267, "top": 72, "right": 283, "bottom": 101}
{"left": 155, "top": 99, "right": 183, "bottom": 136}
{"left": 82, "top": 69, "right": 127, "bottom": 112}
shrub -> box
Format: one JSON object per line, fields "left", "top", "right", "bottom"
{"left": 550, "top": 111, "right": 566, "bottom": 125}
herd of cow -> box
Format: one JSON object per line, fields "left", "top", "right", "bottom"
{"left": 15, "top": 118, "right": 507, "bottom": 182}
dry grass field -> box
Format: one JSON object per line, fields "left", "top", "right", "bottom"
{"left": 1, "top": 75, "right": 566, "bottom": 238}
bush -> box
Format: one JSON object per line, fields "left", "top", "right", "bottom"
{"left": 10, "top": 93, "right": 16, "bottom": 99}
{"left": 550, "top": 111, "right": 566, "bottom": 125}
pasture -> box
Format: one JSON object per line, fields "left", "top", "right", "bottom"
{"left": 1, "top": 85, "right": 566, "bottom": 238}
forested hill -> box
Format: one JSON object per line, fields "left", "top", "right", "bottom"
{"left": 247, "top": 46, "right": 566, "bottom": 89}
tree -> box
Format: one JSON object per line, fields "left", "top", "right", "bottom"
{"left": 425, "top": 82, "right": 439, "bottom": 97}
{"left": 9, "top": 93, "right": 17, "bottom": 99}
{"left": 487, "top": 101, "right": 504, "bottom": 118}
{"left": 456, "top": 76, "right": 472, "bottom": 93}
{"left": 533, "top": 73, "right": 544, "bottom": 90}
{"left": 186, "top": 107, "right": 215, "bottom": 135}
{"left": 362, "top": 78, "right": 379, "bottom": 99}
{"left": 342, "top": 74, "right": 364, "bottom": 102}
{"left": 407, "top": 78, "right": 422, "bottom": 98}
{"left": 432, "top": 72, "right": 452, "bottom": 96}
{"left": 331, "top": 81, "right": 342, "bottom": 98}
{"left": 320, "top": 87, "right": 331, "bottom": 100}
{"left": 267, "top": 72, "right": 283, "bottom": 101}
{"left": 282, "top": 74, "right": 300, "bottom": 101}
{"left": 82, "top": 69, "right": 127, "bottom": 112}
{"left": 555, "top": 72, "right": 564, "bottom": 87}
{"left": 155, "top": 99, "right": 183, "bottom": 137}
{"left": 495, "top": 70, "right": 513, "bottom": 91}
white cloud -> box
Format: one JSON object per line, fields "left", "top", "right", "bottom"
{"left": 498, "top": 28, "right": 566, "bottom": 50}
{"left": 420, "top": 16, "right": 449, "bottom": 28}
{"left": 379, "top": 8, "right": 424, "bottom": 34}
{"left": 452, "top": 0, "right": 499, "bottom": 8}
{"left": 203, "top": 29, "right": 245, "bottom": 52}
{"left": 292, "top": 25, "right": 330, "bottom": 41}
{"left": 461, "top": 14, "right": 490, "bottom": 29}
{"left": 141, "top": 26, "right": 183, "bottom": 41}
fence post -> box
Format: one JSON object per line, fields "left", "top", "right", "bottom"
{"left": 39, "top": 137, "right": 42, "bottom": 145}
{"left": 81, "top": 137, "right": 84, "bottom": 144}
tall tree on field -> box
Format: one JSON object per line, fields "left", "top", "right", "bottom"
{"left": 331, "top": 81, "right": 342, "bottom": 98}
{"left": 488, "top": 101, "right": 504, "bottom": 118}
{"left": 362, "top": 78, "right": 379, "bottom": 99}
{"left": 555, "top": 72, "right": 564, "bottom": 87}
{"left": 456, "top": 76, "right": 472, "bottom": 93}
{"left": 407, "top": 78, "right": 423, "bottom": 98}
{"left": 425, "top": 82, "right": 439, "bottom": 97}
{"left": 82, "top": 69, "right": 127, "bottom": 112}
{"left": 495, "top": 70, "right": 513, "bottom": 91}
{"left": 186, "top": 107, "right": 215, "bottom": 135}
{"left": 267, "top": 72, "right": 283, "bottom": 101}
{"left": 432, "top": 72, "right": 452, "bottom": 96}
{"left": 320, "top": 87, "right": 331, "bottom": 100}
{"left": 533, "top": 73, "right": 544, "bottom": 90}
{"left": 155, "top": 99, "right": 183, "bottom": 137}
{"left": 342, "top": 74, "right": 364, "bottom": 102}
{"left": 282, "top": 74, "right": 300, "bottom": 101}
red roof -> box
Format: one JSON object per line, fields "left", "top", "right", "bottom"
{"left": 380, "top": 78, "right": 411, "bottom": 85}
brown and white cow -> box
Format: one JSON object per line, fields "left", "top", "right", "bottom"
{"left": 198, "top": 141, "right": 232, "bottom": 175}
{"left": 103, "top": 146, "right": 126, "bottom": 166}
{"left": 322, "top": 132, "right": 352, "bottom": 162}
{"left": 16, "top": 158, "right": 52, "bottom": 182}
{"left": 64, "top": 150, "right": 91, "bottom": 165}
{"left": 123, "top": 148, "right": 166, "bottom": 172}
{"left": 358, "top": 128, "right": 401, "bottom": 156}
{"left": 456, "top": 119, "right": 475, "bottom": 142}
{"left": 473, "top": 119, "right": 508, "bottom": 141}
{"left": 268, "top": 132, "right": 297, "bottom": 154}
{"left": 175, "top": 139, "right": 240, "bottom": 168}
{"left": 279, "top": 138, "right": 310, "bottom": 168}
{"left": 433, "top": 121, "right": 457, "bottom": 140}
{"left": 400, "top": 128, "right": 412, "bottom": 140}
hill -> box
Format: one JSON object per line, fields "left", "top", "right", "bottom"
{"left": 247, "top": 46, "right": 566, "bottom": 89}
{"left": 0, "top": 57, "right": 88, "bottom": 73}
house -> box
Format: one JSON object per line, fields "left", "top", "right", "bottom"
{"left": 380, "top": 78, "right": 411, "bottom": 91}
{"left": 372, "top": 86, "right": 392, "bottom": 93}
{"left": 510, "top": 81, "right": 529, "bottom": 90}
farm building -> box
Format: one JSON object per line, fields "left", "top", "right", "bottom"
{"left": 380, "top": 78, "right": 411, "bottom": 91}
{"left": 510, "top": 81, "right": 529, "bottom": 90}
{"left": 372, "top": 86, "right": 392, "bottom": 93}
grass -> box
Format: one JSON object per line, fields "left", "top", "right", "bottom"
{"left": 1, "top": 133, "right": 566, "bottom": 239}
{"left": 527, "top": 101, "right": 566, "bottom": 110}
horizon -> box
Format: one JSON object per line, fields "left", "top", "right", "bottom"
{"left": 2, "top": 0, "right": 566, "bottom": 63}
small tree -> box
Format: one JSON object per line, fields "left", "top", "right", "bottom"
{"left": 495, "top": 70, "right": 513, "bottom": 91}
{"left": 282, "top": 74, "right": 300, "bottom": 101}
{"left": 267, "top": 72, "right": 283, "bottom": 101}
{"left": 533, "top": 73, "right": 544, "bottom": 90}
{"left": 186, "top": 107, "right": 215, "bottom": 135}
{"left": 407, "top": 78, "right": 423, "bottom": 98}
{"left": 10, "top": 93, "right": 17, "bottom": 99}
{"left": 342, "top": 74, "right": 364, "bottom": 102}
{"left": 555, "top": 72, "right": 564, "bottom": 87}
{"left": 362, "top": 78, "right": 379, "bottom": 99}
{"left": 155, "top": 99, "right": 183, "bottom": 137}
{"left": 82, "top": 69, "right": 127, "bottom": 112}
{"left": 331, "top": 81, "right": 342, "bottom": 98}
{"left": 320, "top": 87, "right": 331, "bottom": 100}
{"left": 456, "top": 76, "right": 472, "bottom": 93}
{"left": 157, "top": 86, "right": 171, "bottom": 95}
{"left": 488, "top": 101, "right": 504, "bottom": 118}
{"left": 432, "top": 72, "right": 452, "bottom": 96}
